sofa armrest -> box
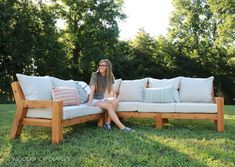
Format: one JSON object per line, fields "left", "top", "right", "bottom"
{"left": 23, "top": 100, "right": 63, "bottom": 109}
{"left": 215, "top": 97, "right": 224, "bottom": 105}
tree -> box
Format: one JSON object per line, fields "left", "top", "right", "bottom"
{"left": 168, "top": 0, "right": 235, "bottom": 103}
{"left": 60, "top": 0, "right": 125, "bottom": 82}
{"left": 0, "top": 0, "right": 68, "bottom": 102}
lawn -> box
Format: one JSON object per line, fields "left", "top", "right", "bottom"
{"left": 0, "top": 104, "right": 235, "bottom": 167}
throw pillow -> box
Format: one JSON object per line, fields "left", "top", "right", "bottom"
{"left": 144, "top": 87, "right": 174, "bottom": 103}
{"left": 16, "top": 73, "right": 53, "bottom": 100}
{"left": 74, "top": 81, "right": 89, "bottom": 103}
{"left": 51, "top": 87, "right": 80, "bottom": 106}
{"left": 77, "top": 81, "right": 91, "bottom": 94}
{"left": 149, "top": 77, "right": 181, "bottom": 103}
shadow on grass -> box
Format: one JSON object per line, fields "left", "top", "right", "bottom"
{"left": 2, "top": 123, "right": 209, "bottom": 166}
{"left": 1, "top": 104, "right": 235, "bottom": 166}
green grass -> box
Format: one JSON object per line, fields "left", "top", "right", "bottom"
{"left": 0, "top": 104, "right": 235, "bottom": 167}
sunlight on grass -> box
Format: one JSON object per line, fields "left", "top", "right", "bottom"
{"left": 0, "top": 143, "right": 12, "bottom": 165}
{"left": 0, "top": 104, "right": 235, "bottom": 166}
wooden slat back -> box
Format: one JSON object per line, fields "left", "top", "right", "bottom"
{"left": 11, "top": 82, "right": 25, "bottom": 105}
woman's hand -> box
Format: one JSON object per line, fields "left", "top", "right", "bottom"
{"left": 87, "top": 101, "right": 92, "bottom": 106}
{"left": 87, "top": 85, "right": 95, "bottom": 106}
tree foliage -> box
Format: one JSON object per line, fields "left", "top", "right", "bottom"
{"left": 0, "top": 0, "right": 68, "bottom": 102}
{"left": 0, "top": 0, "right": 234, "bottom": 103}
{"left": 59, "top": 0, "right": 125, "bottom": 82}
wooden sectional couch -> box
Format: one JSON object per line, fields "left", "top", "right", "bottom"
{"left": 10, "top": 75, "right": 224, "bottom": 144}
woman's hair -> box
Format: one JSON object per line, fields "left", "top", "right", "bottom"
{"left": 96, "top": 59, "right": 114, "bottom": 95}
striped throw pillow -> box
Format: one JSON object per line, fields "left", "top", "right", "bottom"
{"left": 51, "top": 87, "right": 80, "bottom": 106}
{"left": 144, "top": 87, "right": 174, "bottom": 103}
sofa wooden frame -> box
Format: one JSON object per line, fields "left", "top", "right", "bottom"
{"left": 10, "top": 81, "right": 105, "bottom": 144}
{"left": 116, "top": 96, "right": 224, "bottom": 132}
{"left": 10, "top": 80, "right": 224, "bottom": 144}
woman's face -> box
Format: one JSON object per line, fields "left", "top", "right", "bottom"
{"left": 98, "top": 61, "right": 107, "bottom": 75}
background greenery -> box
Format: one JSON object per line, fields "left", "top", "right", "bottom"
{"left": 0, "top": 0, "right": 234, "bottom": 103}
{"left": 0, "top": 104, "right": 235, "bottom": 166}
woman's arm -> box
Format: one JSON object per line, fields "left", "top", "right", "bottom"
{"left": 87, "top": 85, "right": 95, "bottom": 106}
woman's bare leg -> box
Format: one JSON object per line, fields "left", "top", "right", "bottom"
{"left": 95, "top": 101, "right": 124, "bottom": 129}
{"left": 106, "top": 99, "right": 118, "bottom": 124}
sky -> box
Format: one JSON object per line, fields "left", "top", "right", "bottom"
{"left": 118, "top": 0, "right": 174, "bottom": 40}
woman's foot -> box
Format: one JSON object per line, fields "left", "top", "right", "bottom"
{"left": 121, "top": 127, "right": 135, "bottom": 132}
{"left": 104, "top": 123, "right": 112, "bottom": 130}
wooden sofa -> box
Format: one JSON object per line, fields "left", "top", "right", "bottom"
{"left": 116, "top": 96, "right": 224, "bottom": 132}
{"left": 10, "top": 77, "right": 224, "bottom": 145}
{"left": 115, "top": 78, "right": 224, "bottom": 132}
{"left": 10, "top": 82, "right": 105, "bottom": 144}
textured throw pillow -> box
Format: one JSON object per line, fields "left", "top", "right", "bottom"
{"left": 74, "top": 81, "right": 89, "bottom": 103}
{"left": 77, "top": 81, "right": 90, "bottom": 94}
{"left": 118, "top": 78, "right": 148, "bottom": 102}
{"left": 179, "top": 77, "right": 214, "bottom": 103}
{"left": 51, "top": 87, "right": 80, "bottom": 106}
{"left": 144, "top": 87, "right": 174, "bottom": 103}
{"left": 16, "top": 73, "right": 53, "bottom": 100}
{"left": 149, "top": 77, "right": 181, "bottom": 103}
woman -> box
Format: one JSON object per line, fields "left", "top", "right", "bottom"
{"left": 87, "top": 59, "right": 134, "bottom": 132}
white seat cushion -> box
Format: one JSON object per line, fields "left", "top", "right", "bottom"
{"left": 175, "top": 103, "right": 217, "bottom": 113}
{"left": 117, "top": 102, "right": 139, "bottom": 112}
{"left": 138, "top": 102, "right": 175, "bottom": 112}
{"left": 27, "top": 103, "right": 103, "bottom": 120}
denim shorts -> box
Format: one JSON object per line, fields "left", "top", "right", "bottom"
{"left": 92, "top": 98, "right": 115, "bottom": 106}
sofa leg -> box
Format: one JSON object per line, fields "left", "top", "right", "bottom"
{"left": 214, "top": 120, "right": 218, "bottom": 126}
{"left": 10, "top": 105, "right": 27, "bottom": 139}
{"left": 163, "top": 119, "right": 169, "bottom": 124}
{"left": 217, "top": 118, "right": 224, "bottom": 132}
{"left": 52, "top": 101, "right": 63, "bottom": 144}
{"left": 216, "top": 97, "right": 224, "bottom": 132}
{"left": 156, "top": 114, "right": 163, "bottom": 129}
{"left": 97, "top": 114, "right": 105, "bottom": 127}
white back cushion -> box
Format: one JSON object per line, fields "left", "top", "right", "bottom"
{"left": 50, "top": 76, "right": 77, "bottom": 89}
{"left": 118, "top": 78, "right": 148, "bottom": 102}
{"left": 16, "top": 73, "right": 53, "bottom": 100}
{"left": 104, "top": 79, "right": 122, "bottom": 98}
{"left": 50, "top": 77, "right": 89, "bottom": 104}
{"left": 179, "top": 77, "right": 214, "bottom": 103}
{"left": 114, "top": 79, "right": 122, "bottom": 94}
{"left": 149, "top": 77, "right": 181, "bottom": 102}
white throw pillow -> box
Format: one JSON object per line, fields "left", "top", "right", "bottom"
{"left": 74, "top": 81, "right": 89, "bottom": 103}
{"left": 149, "top": 77, "right": 181, "bottom": 102}
{"left": 118, "top": 78, "right": 148, "bottom": 102}
{"left": 77, "top": 81, "right": 90, "bottom": 94}
{"left": 144, "top": 87, "right": 174, "bottom": 103}
{"left": 16, "top": 73, "right": 53, "bottom": 100}
{"left": 179, "top": 77, "right": 214, "bottom": 103}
